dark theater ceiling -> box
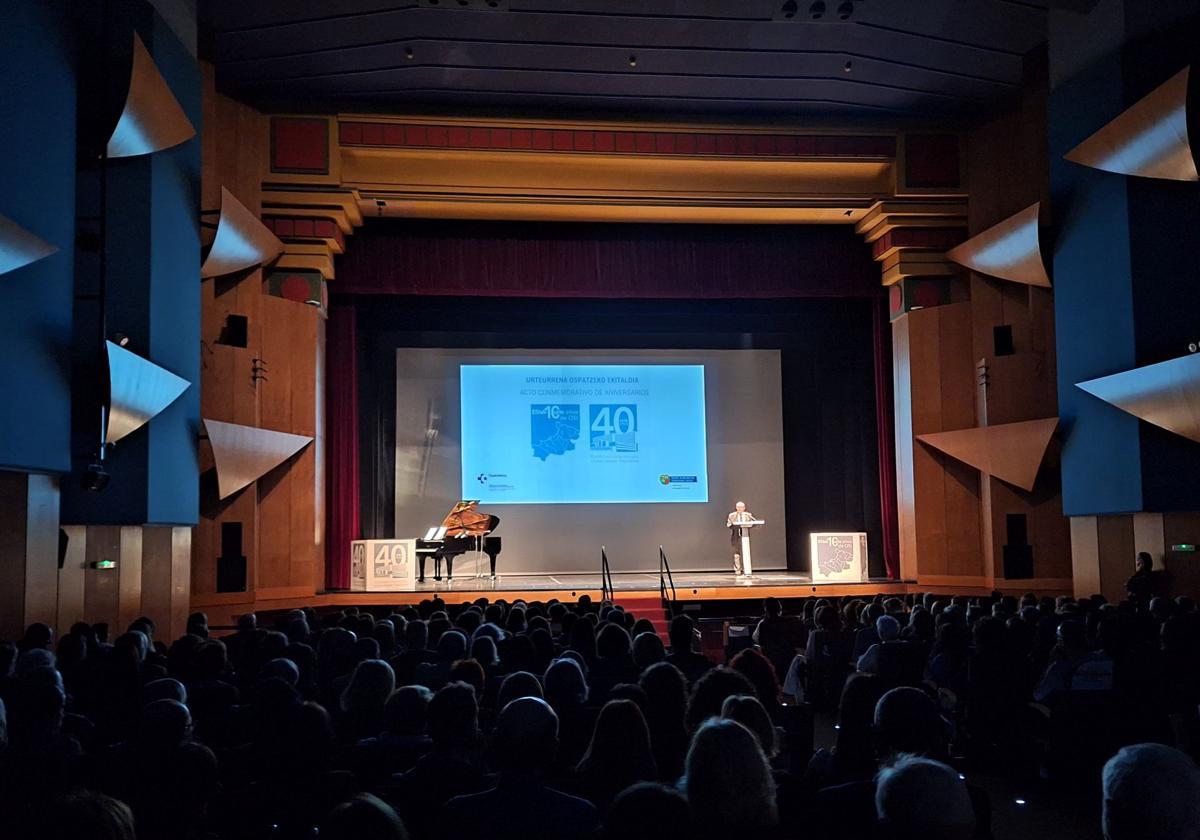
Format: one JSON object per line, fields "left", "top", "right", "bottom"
{"left": 199, "top": 0, "right": 1052, "bottom": 120}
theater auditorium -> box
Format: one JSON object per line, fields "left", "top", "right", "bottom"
{"left": 2, "top": 1, "right": 1200, "bottom": 838}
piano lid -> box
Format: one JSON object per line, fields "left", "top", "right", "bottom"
{"left": 440, "top": 499, "right": 499, "bottom": 537}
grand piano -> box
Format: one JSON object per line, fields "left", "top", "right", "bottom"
{"left": 415, "top": 500, "right": 502, "bottom": 582}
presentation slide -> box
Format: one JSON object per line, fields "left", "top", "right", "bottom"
{"left": 460, "top": 364, "right": 709, "bottom": 504}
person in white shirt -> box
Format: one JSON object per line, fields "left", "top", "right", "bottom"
{"left": 726, "top": 501, "right": 755, "bottom": 575}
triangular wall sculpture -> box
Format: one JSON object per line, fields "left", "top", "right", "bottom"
{"left": 917, "top": 417, "right": 1059, "bottom": 492}
{"left": 204, "top": 418, "right": 313, "bottom": 500}
{"left": 1065, "top": 66, "right": 1197, "bottom": 181}
{"left": 1077, "top": 353, "right": 1200, "bottom": 444}
{"left": 105, "top": 341, "right": 191, "bottom": 444}
{"left": 200, "top": 187, "right": 285, "bottom": 278}
{"left": 0, "top": 214, "right": 57, "bottom": 276}
{"left": 945, "top": 202, "right": 1051, "bottom": 288}
{"left": 107, "top": 32, "right": 196, "bottom": 158}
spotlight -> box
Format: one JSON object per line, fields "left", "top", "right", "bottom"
{"left": 405, "top": 46, "right": 414, "bottom": 60}
{"left": 837, "top": 1, "right": 853, "bottom": 20}
{"left": 628, "top": 55, "right": 638, "bottom": 67}
{"left": 781, "top": 0, "right": 798, "bottom": 18}
{"left": 809, "top": 1, "right": 825, "bottom": 19}
{"left": 1014, "top": 798, "right": 1028, "bottom": 806}
{"left": 844, "top": 60, "right": 853, "bottom": 72}
{"left": 81, "top": 459, "right": 110, "bottom": 492}
{"left": 112, "top": 333, "right": 131, "bottom": 347}
{"left": 1189, "top": 342, "right": 1199, "bottom": 353}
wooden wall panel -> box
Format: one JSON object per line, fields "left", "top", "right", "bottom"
{"left": 0, "top": 471, "right": 30, "bottom": 640}
{"left": 57, "top": 524, "right": 87, "bottom": 632}
{"left": 1096, "top": 515, "right": 1135, "bottom": 603}
{"left": 116, "top": 526, "right": 144, "bottom": 633}
{"left": 1164, "top": 513, "right": 1200, "bottom": 600}
{"left": 83, "top": 526, "right": 122, "bottom": 633}
{"left": 141, "top": 527, "right": 174, "bottom": 639}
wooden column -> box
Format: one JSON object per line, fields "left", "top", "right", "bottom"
{"left": 0, "top": 470, "right": 61, "bottom": 640}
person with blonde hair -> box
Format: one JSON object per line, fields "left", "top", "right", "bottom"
{"left": 680, "top": 717, "right": 777, "bottom": 839}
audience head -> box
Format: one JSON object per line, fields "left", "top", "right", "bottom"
{"left": 682, "top": 718, "right": 777, "bottom": 833}
{"left": 385, "top": 684, "right": 433, "bottom": 737}
{"left": 579, "top": 698, "right": 657, "bottom": 780}
{"left": 493, "top": 696, "right": 558, "bottom": 774}
{"left": 544, "top": 657, "right": 589, "bottom": 709}
{"left": 447, "top": 658, "right": 485, "bottom": 698}
{"left": 721, "top": 694, "right": 777, "bottom": 758}
{"left": 427, "top": 681, "right": 479, "bottom": 749}
{"left": 729, "top": 648, "right": 780, "bottom": 707}
{"left": 875, "top": 755, "right": 975, "bottom": 840}
{"left": 874, "top": 687, "right": 946, "bottom": 760}
{"left": 341, "top": 658, "right": 396, "bottom": 712}
{"left": 1102, "top": 743, "right": 1200, "bottom": 840}
{"left": 321, "top": 792, "right": 408, "bottom": 840}
{"left": 498, "top": 670, "right": 544, "bottom": 708}
{"left": 44, "top": 790, "right": 136, "bottom": 840}
{"left": 685, "top": 666, "right": 757, "bottom": 732}
{"left": 633, "top": 632, "right": 667, "bottom": 669}
{"left": 876, "top": 614, "right": 901, "bottom": 642}
{"left": 668, "top": 614, "right": 697, "bottom": 654}
{"left": 604, "top": 782, "right": 692, "bottom": 840}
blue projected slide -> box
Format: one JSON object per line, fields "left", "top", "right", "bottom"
{"left": 460, "top": 364, "right": 709, "bottom": 504}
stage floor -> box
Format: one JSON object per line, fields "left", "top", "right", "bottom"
{"left": 407, "top": 570, "right": 815, "bottom": 594}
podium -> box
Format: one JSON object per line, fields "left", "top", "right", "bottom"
{"left": 731, "top": 519, "right": 766, "bottom": 576}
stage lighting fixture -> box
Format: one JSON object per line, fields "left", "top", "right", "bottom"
{"left": 781, "top": 0, "right": 798, "bottom": 18}
{"left": 81, "top": 459, "right": 111, "bottom": 492}
{"left": 838, "top": 1, "right": 853, "bottom": 20}
{"left": 112, "top": 333, "right": 131, "bottom": 347}
{"left": 844, "top": 60, "right": 853, "bottom": 72}
{"left": 1189, "top": 342, "right": 1198, "bottom": 353}
{"left": 809, "top": 1, "right": 825, "bottom": 19}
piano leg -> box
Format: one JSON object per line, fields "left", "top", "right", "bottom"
{"left": 445, "top": 556, "right": 454, "bottom": 580}
{"left": 417, "top": 554, "right": 426, "bottom": 583}
{"left": 433, "top": 555, "right": 442, "bottom": 581}
{"left": 489, "top": 552, "right": 497, "bottom": 578}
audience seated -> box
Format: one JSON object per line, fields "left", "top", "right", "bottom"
{"left": 1, "top": 588, "right": 1196, "bottom": 840}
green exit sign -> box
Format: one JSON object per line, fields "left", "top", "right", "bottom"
{"left": 1172, "top": 544, "right": 1196, "bottom": 553}
{"left": 94, "top": 559, "right": 116, "bottom": 569}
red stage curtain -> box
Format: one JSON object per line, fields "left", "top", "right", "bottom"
{"left": 325, "top": 304, "right": 359, "bottom": 589}
{"left": 334, "top": 220, "right": 881, "bottom": 299}
{"left": 873, "top": 300, "right": 901, "bottom": 579}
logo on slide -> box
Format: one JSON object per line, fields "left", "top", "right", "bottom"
{"left": 590, "top": 404, "right": 638, "bottom": 452}
{"left": 530, "top": 404, "right": 580, "bottom": 461}
{"left": 659, "top": 474, "right": 671, "bottom": 485}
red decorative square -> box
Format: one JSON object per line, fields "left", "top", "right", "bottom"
{"left": 448, "top": 126, "right": 470, "bottom": 147}
{"left": 716, "top": 135, "right": 736, "bottom": 155}
{"left": 361, "top": 123, "right": 384, "bottom": 145}
{"left": 794, "top": 136, "right": 816, "bottom": 156}
{"left": 339, "top": 122, "right": 363, "bottom": 145}
{"left": 405, "top": 125, "right": 427, "bottom": 146}
{"left": 754, "top": 135, "right": 776, "bottom": 155}
{"left": 491, "top": 128, "right": 512, "bottom": 148}
{"left": 594, "top": 132, "right": 614, "bottom": 152}
{"left": 655, "top": 133, "right": 675, "bottom": 153}
{"left": 553, "top": 130, "right": 573, "bottom": 151}
{"left": 511, "top": 129, "right": 532, "bottom": 149}
{"left": 695, "top": 135, "right": 716, "bottom": 154}
{"left": 614, "top": 133, "right": 635, "bottom": 153}
{"left": 383, "top": 125, "right": 405, "bottom": 146}
{"left": 635, "top": 133, "right": 655, "bottom": 153}
{"left": 532, "top": 130, "right": 553, "bottom": 150}
{"left": 575, "top": 132, "right": 594, "bottom": 152}
{"left": 675, "top": 134, "right": 695, "bottom": 155}
{"left": 271, "top": 117, "right": 329, "bottom": 174}
{"left": 469, "top": 128, "right": 490, "bottom": 148}
{"left": 776, "top": 136, "right": 796, "bottom": 155}
{"left": 294, "top": 219, "right": 315, "bottom": 238}
{"left": 736, "top": 135, "right": 754, "bottom": 155}
{"left": 427, "top": 126, "right": 449, "bottom": 146}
